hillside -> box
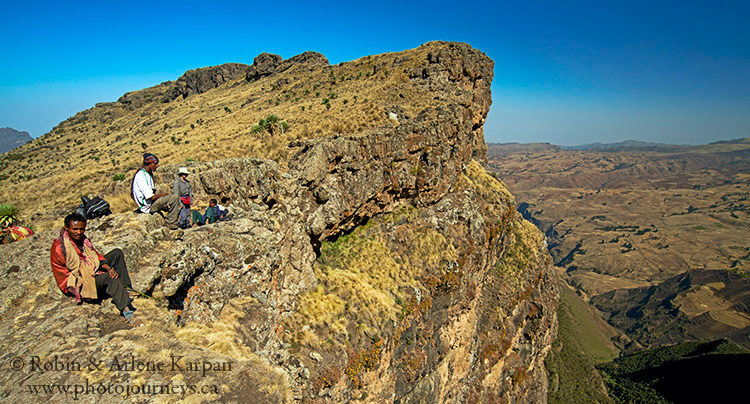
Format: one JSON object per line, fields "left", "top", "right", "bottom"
{"left": 488, "top": 142, "right": 750, "bottom": 351}
{"left": 487, "top": 142, "right": 560, "bottom": 155}
{"left": 545, "top": 277, "right": 619, "bottom": 404}
{"left": 0, "top": 43, "right": 490, "bottom": 229}
{"left": 0, "top": 42, "right": 558, "bottom": 403}
{"left": 0, "top": 127, "right": 32, "bottom": 154}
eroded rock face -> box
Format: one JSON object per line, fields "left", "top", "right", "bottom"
{"left": 0, "top": 42, "right": 556, "bottom": 403}
{"left": 169, "top": 63, "right": 252, "bottom": 100}
{"left": 245, "top": 51, "right": 329, "bottom": 82}
{"left": 246, "top": 52, "right": 284, "bottom": 82}
{"left": 117, "top": 50, "right": 329, "bottom": 108}
{"left": 276, "top": 51, "right": 329, "bottom": 74}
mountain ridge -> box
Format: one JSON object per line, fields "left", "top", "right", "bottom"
{"left": 0, "top": 127, "right": 32, "bottom": 154}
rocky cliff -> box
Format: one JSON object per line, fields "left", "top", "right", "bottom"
{"left": 0, "top": 42, "right": 557, "bottom": 403}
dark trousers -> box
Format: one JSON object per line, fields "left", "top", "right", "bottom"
{"left": 94, "top": 249, "right": 132, "bottom": 311}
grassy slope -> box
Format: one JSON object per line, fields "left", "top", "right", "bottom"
{"left": 548, "top": 282, "right": 750, "bottom": 403}
{"left": 546, "top": 281, "right": 618, "bottom": 403}
{"left": 0, "top": 43, "right": 457, "bottom": 230}
{"left": 560, "top": 284, "right": 619, "bottom": 362}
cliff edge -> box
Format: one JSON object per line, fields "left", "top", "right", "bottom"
{"left": 0, "top": 42, "right": 557, "bottom": 403}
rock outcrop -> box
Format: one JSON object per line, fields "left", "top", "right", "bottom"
{"left": 245, "top": 51, "right": 329, "bottom": 82}
{"left": 117, "top": 51, "right": 328, "bottom": 108}
{"left": 0, "top": 42, "right": 557, "bottom": 403}
{"left": 246, "top": 52, "right": 284, "bottom": 82}
{"left": 169, "top": 63, "right": 252, "bottom": 100}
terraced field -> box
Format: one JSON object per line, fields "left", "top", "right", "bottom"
{"left": 488, "top": 139, "right": 750, "bottom": 349}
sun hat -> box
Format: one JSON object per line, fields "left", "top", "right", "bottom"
{"left": 178, "top": 167, "right": 190, "bottom": 176}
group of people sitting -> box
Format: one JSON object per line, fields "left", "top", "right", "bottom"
{"left": 51, "top": 152, "right": 232, "bottom": 326}
{"left": 173, "top": 167, "right": 230, "bottom": 227}
{"left": 132, "top": 153, "right": 231, "bottom": 232}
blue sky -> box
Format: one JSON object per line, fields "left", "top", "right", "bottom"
{"left": 1, "top": 1, "right": 748, "bottom": 145}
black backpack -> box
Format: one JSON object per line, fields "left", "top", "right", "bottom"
{"left": 75, "top": 196, "right": 112, "bottom": 220}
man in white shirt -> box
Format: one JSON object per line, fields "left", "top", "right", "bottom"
{"left": 131, "top": 153, "right": 183, "bottom": 231}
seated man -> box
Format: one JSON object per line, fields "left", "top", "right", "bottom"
{"left": 131, "top": 153, "right": 183, "bottom": 232}
{"left": 51, "top": 213, "right": 137, "bottom": 324}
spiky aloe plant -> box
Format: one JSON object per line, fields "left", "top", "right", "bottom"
{"left": 0, "top": 203, "right": 18, "bottom": 229}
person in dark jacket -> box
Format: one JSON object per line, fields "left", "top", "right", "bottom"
{"left": 203, "top": 199, "right": 220, "bottom": 224}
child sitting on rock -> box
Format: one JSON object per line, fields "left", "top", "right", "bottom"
{"left": 217, "top": 196, "right": 231, "bottom": 220}
{"left": 202, "top": 199, "right": 221, "bottom": 224}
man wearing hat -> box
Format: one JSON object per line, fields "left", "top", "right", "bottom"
{"left": 131, "top": 153, "right": 183, "bottom": 231}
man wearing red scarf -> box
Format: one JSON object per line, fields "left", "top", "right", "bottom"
{"left": 50, "top": 213, "right": 137, "bottom": 323}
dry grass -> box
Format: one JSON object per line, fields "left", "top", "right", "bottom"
{"left": 292, "top": 224, "right": 411, "bottom": 347}
{"left": 1, "top": 43, "right": 461, "bottom": 230}
{"left": 495, "top": 218, "right": 545, "bottom": 288}
{"left": 464, "top": 160, "right": 515, "bottom": 210}
{"left": 108, "top": 192, "right": 135, "bottom": 214}
{"left": 176, "top": 296, "right": 257, "bottom": 359}
{"left": 287, "top": 205, "right": 458, "bottom": 350}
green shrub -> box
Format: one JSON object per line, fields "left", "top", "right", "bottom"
{"left": 4, "top": 153, "right": 23, "bottom": 161}
{"left": 251, "top": 114, "right": 287, "bottom": 135}
{"left": 0, "top": 203, "right": 19, "bottom": 228}
{"left": 112, "top": 173, "right": 126, "bottom": 182}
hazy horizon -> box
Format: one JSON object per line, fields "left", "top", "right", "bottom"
{"left": 2, "top": 1, "right": 748, "bottom": 146}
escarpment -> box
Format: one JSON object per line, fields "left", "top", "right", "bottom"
{"left": 0, "top": 42, "right": 557, "bottom": 403}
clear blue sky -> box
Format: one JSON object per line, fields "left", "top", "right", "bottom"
{"left": 1, "top": 0, "right": 748, "bottom": 146}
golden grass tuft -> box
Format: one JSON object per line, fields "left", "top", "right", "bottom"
{"left": 108, "top": 192, "right": 136, "bottom": 214}
{"left": 495, "top": 218, "right": 545, "bottom": 287}
{"left": 176, "top": 296, "right": 256, "bottom": 359}
{"left": 464, "top": 160, "right": 515, "bottom": 208}
{"left": 288, "top": 205, "right": 458, "bottom": 351}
